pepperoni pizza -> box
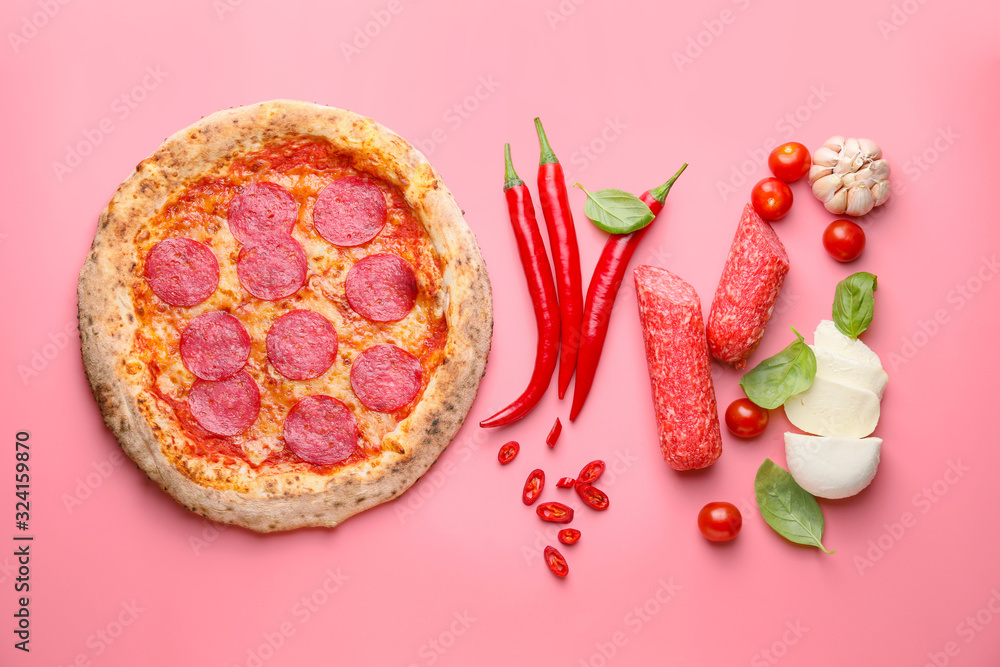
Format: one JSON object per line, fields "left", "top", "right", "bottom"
{"left": 78, "top": 100, "right": 492, "bottom": 532}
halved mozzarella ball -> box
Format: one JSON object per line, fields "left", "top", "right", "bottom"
{"left": 812, "top": 346, "right": 888, "bottom": 399}
{"left": 785, "top": 432, "right": 882, "bottom": 499}
{"left": 784, "top": 376, "right": 880, "bottom": 438}
{"left": 813, "top": 320, "right": 883, "bottom": 369}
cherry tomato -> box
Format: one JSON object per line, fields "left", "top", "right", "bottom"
{"left": 823, "top": 219, "right": 866, "bottom": 262}
{"left": 768, "top": 142, "right": 811, "bottom": 182}
{"left": 556, "top": 477, "right": 576, "bottom": 488}
{"left": 546, "top": 418, "right": 562, "bottom": 448}
{"left": 558, "top": 528, "right": 581, "bottom": 545}
{"left": 576, "top": 460, "right": 606, "bottom": 485}
{"left": 543, "top": 545, "right": 569, "bottom": 577}
{"left": 751, "top": 177, "right": 793, "bottom": 221}
{"left": 536, "top": 501, "right": 575, "bottom": 523}
{"left": 498, "top": 441, "right": 519, "bottom": 465}
{"left": 522, "top": 469, "right": 544, "bottom": 506}
{"left": 724, "top": 398, "right": 769, "bottom": 438}
{"left": 698, "top": 502, "right": 742, "bottom": 542}
{"left": 575, "top": 484, "right": 610, "bottom": 511}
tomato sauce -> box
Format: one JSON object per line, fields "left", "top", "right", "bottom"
{"left": 131, "top": 135, "right": 449, "bottom": 478}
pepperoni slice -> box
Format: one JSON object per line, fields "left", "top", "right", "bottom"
{"left": 313, "top": 177, "right": 387, "bottom": 247}
{"left": 283, "top": 395, "right": 359, "bottom": 465}
{"left": 236, "top": 237, "right": 307, "bottom": 300}
{"left": 266, "top": 310, "right": 338, "bottom": 380}
{"left": 345, "top": 254, "right": 418, "bottom": 322}
{"left": 144, "top": 237, "right": 220, "bottom": 307}
{"left": 188, "top": 371, "right": 260, "bottom": 436}
{"left": 179, "top": 311, "right": 251, "bottom": 381}
{"left": 227, "top": 182, "right": 298, "bottom": 245}
{"left": 350, "top": 344, "right": 423, "bottom": 412}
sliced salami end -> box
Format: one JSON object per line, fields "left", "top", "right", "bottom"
{"left": 227, "top": 181, "right": 298, "bottom": 245}
{"left": 706, "top": 203, "right": 790, "bottom": 367}
{"left": 350, "top": 344, "right": 423, "bottom": 413}
{"left": 313, "top": 177, "right": 387, "bottom": 247}
{"left": 188, "top": 370, "right": 260, "bottom": 436}
{"left": 236, "top": 237, "right": 308, "bottom": 300}
{"left": 345, "top": 253, "right": 418, "bottom": 322}
{"left": 634, "top": 265, "right": 722, "bottom": 471}
{"left": 283, "top": 395, "right": 359, "bottom": 465}
{"left": 144, "top": 237, "right": 220, "bottom": 307}
{"left": 180, "top": 311, "right": 252, "bottom": 381}
{"left": 266, "top": 309, "right": 338, "bottom": 380}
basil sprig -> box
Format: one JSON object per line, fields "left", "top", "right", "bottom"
{"left": 739, "top": 327, "right": 816, "bottom": 409}
{"left": 575, "top": 184, "right": 654, "bottom": 234}
{"left": 833, "top": 272, "right": 878, "bottom": 339}
{"left": 754, "top": 459, "right": 834, "bottom": 553}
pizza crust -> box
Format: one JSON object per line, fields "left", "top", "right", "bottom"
{"left": 78, "top": 100, "right": 493, "bottom": 532}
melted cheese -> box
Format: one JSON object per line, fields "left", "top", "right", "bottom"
{"left": 130, "top": 136, "right": 448, "bottom": 480}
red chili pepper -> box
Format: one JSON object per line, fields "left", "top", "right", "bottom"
{"left": 556, "top": 476, "right": 576, "bottom": 488}
{"left": 481, "top": 145, "right": 561, "bottom": 428}
{"left": 576, "top": 460, "right": 606, "bottom": 485}
{"left": 522, "top": 468, "right": 545, "bottom": 506}
{"left": 534, "top": 118, "right": 583, "bottom": 400}
{"left": 543, "top": 545, "right": 569, "bottom": 577}
{"left": 545, "top": 417, "right": 562, "bottom": 448}
{"left": 576, "top": 484, "right": 610, "bottom": 511}
{"left": 498, "top": 441, "right": 520, "bottom": 465}
{"left": 569, "top": 163, "right": 688, "bottom": 422}
{"left": 558, "top": 528, "right": 581, "bottom": 545}
{"left": 536, "top": 501, "right": 575, "bottom": 523}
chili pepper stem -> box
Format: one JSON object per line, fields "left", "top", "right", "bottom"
{"left": 504, "top": 143, "right": 524, "bottom": 191}
{"left": 534, "top": 117, "right": 559, "bottom": 166}
{"left": 647, "top": 163, "right": 689, "bottom": 205}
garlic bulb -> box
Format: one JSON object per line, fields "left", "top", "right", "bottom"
{"left": 808, "top": 136, "right": 890, "bottom": 216}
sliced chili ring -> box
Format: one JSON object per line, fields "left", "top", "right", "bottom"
{"left": 522, "top": 469, "right": 545, "bottom": 506}
{"left": 498, "top": 441, "right": 520, "bottom": 465}
{"left": 558, "top": 528, "right": 581, "bottom": 545}
{"left": 543, "top": 545, "right": 569, "bottom": 578}
{"left": 536, "top": 501, "right": 574, "bottom": 524}
{"left": 556, "top": 477, "right": 576, "bottom": 488}
{"left": 576, "top": 483, "right": 610, "bottom": 511}
{"left": 576, "top": 460, "right": 606, "bottom": 485}
{"left": 545, "top": 417, "right": 562, "bottom": 448}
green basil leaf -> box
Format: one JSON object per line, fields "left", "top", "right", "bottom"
{"left": 739, "top": 327, "right": 817, "bottom": 409}
{"left": 754, "top": 459, "right": 835, "bottom": 553}
{"left": 833, "top": 272, "right": 878, "bottom": 339}
{"left": 576, "top": 184, "right": 655, "bottom": 234}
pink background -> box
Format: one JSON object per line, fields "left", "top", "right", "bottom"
{"left": 3, "top": 0, "right": 999, "bottom": 665}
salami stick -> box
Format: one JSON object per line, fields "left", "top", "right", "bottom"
{"left": 634, "top": 265, "right": 722, "bottom": 471}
